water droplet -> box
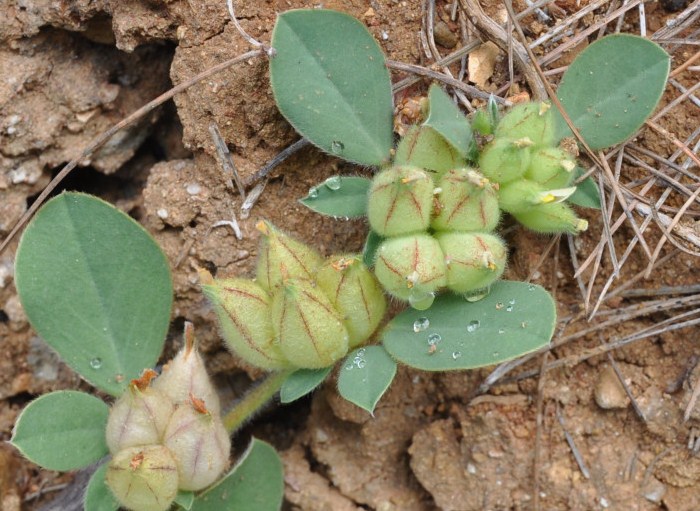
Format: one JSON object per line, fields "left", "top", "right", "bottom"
{"left": 495, "top": 302, "right": 504, "bottom": 310}
{"left": 506, "top": 305, "right": 514, "bottom": 312}
{"left": 325, "top": 175, "right": 342, "bottom": 190}
{"left": 413, "top": 317, "right": 430, "bottom": 333}
{"left": 508, "top": 299, "right": 516, "bottom": 305}
{"left": 355, "top": 359, "right": 366, "bottom": 369}
{"left": 467, "top": 320, "right": 480, "bottom": 333}
{"left": 528, "top": 284, "right": 536, "bottom": 291}
{"left": 452, "top": 351, "right": 462, "bottom": 360}
{"left": 345, "top": 364, "right": 354, "bottom": 371}
{"left": 409, "top": 289, "right": 435, "bottom": 310}
{"left": 498, "top": 327, "right": 506, "bottom": 334}
{"left": 492, "top": 351, "right": 500, "bottom": 358}
{"left": 464, "top": 287, "right": 489, "bottom": 302}
{"left": 308, "top": 187, "right": 319, "bottom": 198}
{"left": 90, "top": 357, "right": 102, "bottom": 369}
{"left": 330, "top": 140, "right": 345, "bottom": 154}
{"left": 427, "top": 333, "right": 442, "bottom": 345}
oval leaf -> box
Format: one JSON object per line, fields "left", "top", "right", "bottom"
{"left": 270, "top": 9, "right": 393, "bottom": 165}
{"left": 424, "top": 84, "right": 474, "bottom": 158}
{"left": 11, "top": 391, "right": 109, "bottom": 471}
{"left": 280, "top": 367, "right": 332, "bottom": 403}
{"left": 300, "top": 176, "right": 370, "bottom": 218}
{"left": 192, "top": 439, "right": 283, "bottom": 511}
{"left": 555, "top": 34, "right": 670, "bottom": 149}
{"left": 15, "top": 193, "right": 173, "bottom": 396}
{"left": 382, "top": 281, "right": 556, "bottom": 371}
{"left": 337, "top": 346, "right": 397, "bottom": 414}
{"left": 84, "top": 461, "right": 119, "bottom": 511}
{"left": 569, "top": 168, "right": 601, "bottom": 209}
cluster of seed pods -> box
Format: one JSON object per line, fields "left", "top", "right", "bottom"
{"left": 201, "top": 221, "right": 387, "bottom": 370}
{"left": 369, "top": 162, "right": 507, "bottom": 309}
{"left": 480, "top": 101, "right": 589, "bottom": 234}
{"left": 104, "top": 324, "right": 230, "bottom": 511}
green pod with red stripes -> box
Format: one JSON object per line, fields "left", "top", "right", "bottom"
{"left": 270, "top": 278, "right": 349, "bottom": 369}
{"left": 432, "top": 168, "right": 500, "bottom": 232}
{"left": 436, "top": 231, "right": 507, "bottom": 294}
{"left": 367, "top": 165, "right": 435, "bottom": 237}
{"left": 495, "top": 101, "right": 555, "bottom": 147}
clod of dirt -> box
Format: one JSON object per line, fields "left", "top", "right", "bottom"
{"left": 594, "top": 365, "right": 629, "bottom": 410}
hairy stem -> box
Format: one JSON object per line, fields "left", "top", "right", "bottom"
{"left": 223, "top": 370, "right": 292, "bottom": 433}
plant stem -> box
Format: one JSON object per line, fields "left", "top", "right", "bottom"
{"left": 223, "top": 370, "right": 292, "bottom": 433}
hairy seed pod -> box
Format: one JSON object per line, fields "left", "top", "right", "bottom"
{"left": 105, "top": 370, "right": 175, "bottom": 454}
{"left": 255, "top": 221, "right": 324, "bottom": 292}
{"left": 479, "top": 137, "right": 532, "bottom": 184}
{"left": 394, "top": 125, "right": 466, "bottom": 175}
{"left": 432, "top": 168, "right": 500, "bottom": 232}
{"left": 271, "top": 279, "right": 349, "bottom": 368}
{"left": 162, "top": 398, "right": 230, "bottom": 492}
{"left": 199, "top": 272, "right": 290, "bottom": 370}
{"left": 106, "top": 445, "right": 179, "bottom": 511}
{"left": 367, "top": 166, "right": 435, "bottom": 236}
{"left": 152, "top": 323, "right": 221, "bottom": 415}
{"left": 436, "top": 232, "right": 507, "bottom": 294}
{"left": 497, "top": 179, "right": 545, "bottom": 214}
{"left": 525, "top": 147, "right": 576, "bottom": 188}
{"left": 513, "top": 202, "right": 588, "bottom": 234}
{"left": 471, "top": 109, "right": 493, "bottom": 135}
{"left": 374, "top": 234, "right": 447, "bottom": 301}
{"left": 316, "top": 255, "right": 387, "bottom": 348}
{"left": 495, "top": 101, "right": 555, "bottom": 147}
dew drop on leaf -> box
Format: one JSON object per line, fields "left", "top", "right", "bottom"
{"left": 330, "top": 140, "right": 345, "bottom": 155}
{"left": 427, "top": 333, "right": 442, "bottom": 346}
{"left": 325, "top": 175, "right": 342, "bottom": 190}
{"left": 506, "top": 305, "right": 514, "bottom": 312}
{"left": 413, "top": 317, "right": 430, "bottom": 333}
{"left": 409, "top": 289, "right": 435, "bottom": 310}
{"left": 452, "top": 351, "right": 462, "bottom": 360}
{"left": 308, "top": 187, "right": 319, "bottom": 199}
{"left": 498, "top": 327, "right": 506, "bottom": 334}
{"left": 467, "top": 320, "right": 480, "bottom": 333}
{"left": 89, "top": 357, "right": 102, "bottom": 369}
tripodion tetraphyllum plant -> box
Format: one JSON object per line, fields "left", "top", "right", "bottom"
{"left": 7, "top": 7, "right": 669, "bottom": 511}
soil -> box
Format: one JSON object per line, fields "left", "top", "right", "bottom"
{"left": 1, "top": 1, "right": 699, "bottom": 510}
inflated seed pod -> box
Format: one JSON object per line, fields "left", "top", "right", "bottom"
{"left": 316, "top": 255, "right": 387, "bottom": 348}
{"left": 367, "top": 165, "right": 434, "bottom": 237}
{"left": 513, "top": 202, "right": 588, "bottom": 234}
{"left": 105, "top": 370, "right": 175, "bottom": 454}
{"left": 497, "top": 179, "right": 545, "bottom": 214}
{"left": 106, "top": 445, "right": 179, "bottom": 511}
{"left": 271, "top": 278, "right": 349, "bottom": 368}
{"left": 495, "top": 101, "right": 555, "bottom": 147}
{"left": 394, "top": 125, "right": 466, "bottom": 175}
{"left": 432, "top": 168, "right": 500, "bottom": 232}
{"left": 199, "top": 272, "right": 290, "bottom": 371}
{"left": 152, "top": 323, "right": 221, "bottom": 416}
{"left": 436, "top": 232, "right": 507, "bottom": 294}
{"left": 373, "top": 234, "right": 447, "bottom": 302}
{"left": 162, "top": 397, "right": 230, "bottom": 492}
{"left": 255, "top": 220, "right": 324, "bottom": 292}
{"left": 525, "top": 147, "right": 576, "bottom": 188}
{"left": 479, "top": 137, "right": 532, "bottom": 184}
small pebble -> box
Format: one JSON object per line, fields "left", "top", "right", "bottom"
{"left": 433, "top": 21, "right": 457, "bottom": 49}
{"left": 594, "top": 365, "right": 629, "bottom": 410}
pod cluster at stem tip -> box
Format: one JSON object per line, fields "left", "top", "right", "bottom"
{"left": 105, "top": 323, "right": 230, "bottom": 511}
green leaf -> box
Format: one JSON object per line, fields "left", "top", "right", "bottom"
{"left": 84, "top": 461, "right": 119, "bottom": 511}
{"left": 15, "top": 192, "right": 173, "bottom": 396}
{"left": 362, "top": 230, "right": 384, "bottom": 268}
{"left": 382, "top": 281, "right": 556, "bottom": 371}
{"left": 555, "top": 34, "right": 670, "bottom": 149}
{"left": 11, "top": 391, "right": 109, "bottom": 471}
{"left": 337, "top": 346, "right": 397, "bottom": 414}
{"left": 192, "top": 439, "right": 284, "bottom": 511}
{"left": 299, "top": 176, "right": 370, "bottom": 218}
{"left": 175, "top": 491, "right": 195, "bottom": 510}
{"left": 394, "top": 125, "right": 466, "bottom": 174}
{"left": 568, "top": 168, "right": 601, "bottom": 209}
{"left": 424, "top": 84, "right": 474, "bottom": 158}
{"left": 280, "top": 367, "right": 332, "bottom": 403}
{"left": 270, "top": 9, "right": 393, "bottom": 165}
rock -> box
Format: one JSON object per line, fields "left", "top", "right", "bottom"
{"left": 594, "top": 365, "right": 629, "bottom": 410}
{"left": 433, "top": 21, "right": 457, "bottom": 49}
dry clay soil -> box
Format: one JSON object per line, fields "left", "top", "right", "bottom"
{"left": 1, "top": 1, "right": 699, "bottom": 510}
